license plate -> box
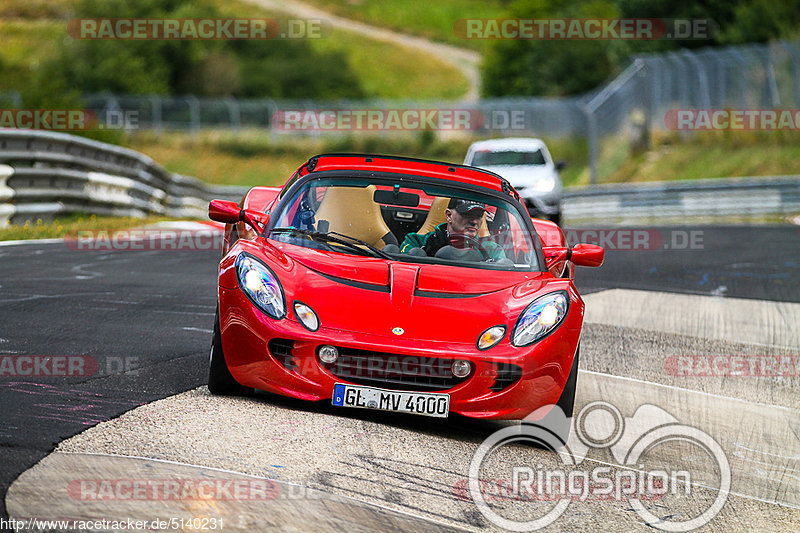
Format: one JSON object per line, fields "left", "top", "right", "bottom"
{"left": 331, "top": 383, "right": 449, "bottom": 418}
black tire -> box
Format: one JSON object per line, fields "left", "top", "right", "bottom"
{"left": 520, "top": 346, "right": 579, "bottom": 449}
{"left": 208, "top": 307, "right": 249, "bottom": 395}
{"left": 555, "top": 345, "right": 579, "bottom": 419}
{"left": 548, "top": 211, "right": 562, "bottom": 227}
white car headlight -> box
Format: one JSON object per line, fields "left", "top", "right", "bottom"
{"left": 235, "top": 253, "right": 286, "bottom": 319}
{"left": 512, "top": 291, "right": 569, "bottom": 346}
{"left": 531, "top": 175, "right": 556, "bottom": 193}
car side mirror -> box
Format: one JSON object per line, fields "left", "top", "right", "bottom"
{"left": 555, "top": 160, "right": 567, "bottom": 171}
{"left": 209, "top": 199, "right": 269, "bottom": 233}
{"left": 208, "top": 200, "right": 241, "bottom": 223}
{"left": 543, "top": 243, "right": 604, "bottom": 271}
{"left": 570, "top": 243, "right": 604, "bottom": 267}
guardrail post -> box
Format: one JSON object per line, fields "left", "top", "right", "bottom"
{"left": 778, "top": 40, "right": 799, "bottom": 107}
{"left": 0, "top": 164, "right": 15, "bottom": 226}
{"left": 225, "top": 97, "right": 241, "bottom": 131}
{"left": 681, "top": 49, "right": 712, "bottom": 109}
{"left": 150, "top": 95, "right": 163, "bottom": 136}
{"left": 186, "top": 95, "right": 200, "bottom": 135}
{"left": 581, "top": 104, "right": 598, "bottom": 186}
{"left": 757, "top": 45, "right": 781, "bottom": 107}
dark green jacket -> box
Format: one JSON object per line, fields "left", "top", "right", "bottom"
{"left": 400, "top": 223, "right": 505, "bottom": 260}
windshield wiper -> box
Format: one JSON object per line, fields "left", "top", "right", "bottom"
{"left": 269, "top": 227, "right": 393, "bottom": 260}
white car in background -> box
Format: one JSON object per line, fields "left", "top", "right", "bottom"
{"left": 464, "top": 138, "right": 564, "bottom": 225}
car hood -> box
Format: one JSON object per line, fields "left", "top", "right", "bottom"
{"left": 274, "top": 245, "right": 567, "bottom": 344}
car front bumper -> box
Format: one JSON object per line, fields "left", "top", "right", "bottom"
{"left": 219, "top": 286, "right": 582, "bottom": 420}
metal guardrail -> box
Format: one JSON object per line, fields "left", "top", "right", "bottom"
{"left": 563, "top": 175, "right": 800, "bottom": 224}
{"left": 0, "top": 129, "right": 248, "bottom": 225}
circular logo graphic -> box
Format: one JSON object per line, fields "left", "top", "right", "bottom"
{"left": 468, "top": 402, "right": 731, "bottom": 532}
{"left": 392, "top": 327, "right": 404, "bottom": 335}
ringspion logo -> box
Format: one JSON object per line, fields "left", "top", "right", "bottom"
{"left": 469, "top": 401, "right": 730, "bottom": 531}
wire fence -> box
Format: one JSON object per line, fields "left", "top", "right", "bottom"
{"left": 2, "top": 40, "right": 798, "bottom": 184}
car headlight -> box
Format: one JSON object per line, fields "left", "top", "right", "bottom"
{"left": 531, "top": 175, "right": 556, "bottom": 193}
{"left": 235, "top": 253, "right": 286, "bottom": 319}
{"left": 477, "top": 325, "right": 506, "bottom": 350}
{"left": 511, "top": 291, "right": 569, "bottom": 346}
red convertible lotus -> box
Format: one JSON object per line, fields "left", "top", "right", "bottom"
{"left": 207, "top": 154, "right": 603, "bottom": 422}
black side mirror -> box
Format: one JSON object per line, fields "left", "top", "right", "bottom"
{"left": 555, "top": 160, "right": 567, "bottom": 171}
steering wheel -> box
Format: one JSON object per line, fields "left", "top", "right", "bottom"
{"left": 449, "top": 233, "right": 491, "bottom": 261}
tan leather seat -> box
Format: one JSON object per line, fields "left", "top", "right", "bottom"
{"left": 315, "top": 185, "right": 397, "bottom": 248}
{"left": 418, "top": 196, "right": 489, "bottom": 237}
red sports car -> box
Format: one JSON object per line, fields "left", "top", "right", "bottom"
{"left": 207, "top": 154, "right": 603, "bottom": 421}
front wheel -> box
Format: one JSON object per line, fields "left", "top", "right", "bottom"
{"left": 208, "top": 306, "right": 250, "bottom": 395}
{"left": 521, "top": 346, "right": 579, "bottom": 448}
{"left": 555, "top": 345, "right": 579, "bottom": 419}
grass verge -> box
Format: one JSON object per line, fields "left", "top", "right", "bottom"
{"left": 0, "top": 0, "right": 469, "bottom": 101}
{"left": 299, "top": 0, "right": 506, "bottom": 52}
{"left": 0, "top": 214, "right": 172, "bottom": 241}
{"left": 606, "top": 131, "right": 800, "bottom": 183}
{"left": 215, "top": 0, "right": 470, "bottom": 99}
{"left": 127, "top": 130, "right": 480, "bottom": 187}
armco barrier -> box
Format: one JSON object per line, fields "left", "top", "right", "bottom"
{"left": 563, "top": 175, "right": 800, "bottom": 224}
{"left": 0, "top": 129, "right": 247, "bottom": 225}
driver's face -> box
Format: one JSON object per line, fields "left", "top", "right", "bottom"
{"left": 446, "top": 209, "right": 482, "bottom": 238}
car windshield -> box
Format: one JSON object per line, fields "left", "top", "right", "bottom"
{"left": 471, "top": 149, "right": 546, "bottom": 166}
{"left": 267, "top": 176, "right": 542, "bottom": 271}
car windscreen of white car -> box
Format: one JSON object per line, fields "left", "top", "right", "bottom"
{"left": 471, "top": 150, "right": 546, "bottom": 167}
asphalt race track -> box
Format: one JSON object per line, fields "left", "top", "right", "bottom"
{"left": 1, "top": 224, "right": 799, "bottom": 531}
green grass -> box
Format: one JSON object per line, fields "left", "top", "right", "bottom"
{"left": 0, "top": 214, "right": 170, "bottom": 241}
{"left": 216, "top": 0, "right": 470, "bottom": 99}
{"left": 300, "top": 0, "right": 507, "bottom": 51}
{"left": 0, "top": 20, "right": 65, "bottom": 91}
{"left": 127, "top": 130, "right": 478, "bottom": 187}
{"left": 0, "top": 0, "right": 470, "bottom": 100}
{"left": 305, "top": 27, "right": 469, "bottom": 99}
{"left": 602, "top": 131, "right": 800, "bottom": 184}
{"left": 0, "top": 0, "right": 72, "bottom": 18}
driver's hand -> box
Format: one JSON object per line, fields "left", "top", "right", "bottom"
{"left": 424, "top": 226, "right": 450, "bottom": 256}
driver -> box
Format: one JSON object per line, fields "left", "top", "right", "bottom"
{"left": 400, "top": 199, "right": 505, "bottom": 260}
